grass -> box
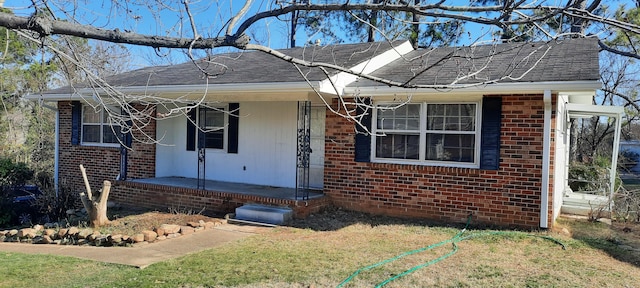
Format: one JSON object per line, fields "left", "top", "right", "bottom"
{"left": 1, "top": 211, "right": 639, "bottom": 288}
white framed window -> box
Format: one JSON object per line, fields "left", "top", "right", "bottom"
{"left": 81, "top": 105, "right": 121, "bottom": 146}
{"left": 198, "top": 106, "right": 227, "bottom": 150}
{"left": 372, "top": 101, "right": 481, "bottom": 167}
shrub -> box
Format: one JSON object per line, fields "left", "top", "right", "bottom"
{"left": 0, "top": 157, "right": 33, "bottom": 187}
{"left": 0, "top": 157, "right": 35, "bottom": 227}
{"left": 568, "top": 163, "right": 609, "bottom": 193}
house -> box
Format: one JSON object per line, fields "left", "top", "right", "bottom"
{"left": 27, "top": 38, "right": 623, "bottom": 228}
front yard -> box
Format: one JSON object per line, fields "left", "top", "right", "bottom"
{"left": 0, "top": 208, "right": 639, "bottom": 287}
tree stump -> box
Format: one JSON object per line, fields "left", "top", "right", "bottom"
{"left": 79, "top": 164, "right": 111, "bottom": 228}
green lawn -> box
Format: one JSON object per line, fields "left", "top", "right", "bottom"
{"left": 1, "top": 216, "right": 639, "bottom": 288}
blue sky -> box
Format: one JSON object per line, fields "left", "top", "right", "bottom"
{"left": 4, "top": 0, "right": 638, "bottom": 69}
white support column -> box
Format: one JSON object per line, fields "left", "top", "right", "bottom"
{"left": 610, "top": 113, "right": 623, "bottom": 210}
{"left": 540, "top": 90, "right": 552, "bottom": 228}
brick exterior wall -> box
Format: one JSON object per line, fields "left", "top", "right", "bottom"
{"left": 324, "top": 95, "right": 556, "bottom": 228}
{"left": 57, "top": 101, "right": 156, "bottom": 194}
{"left": 58, "top": 101, "right": 328, "bottom": 218}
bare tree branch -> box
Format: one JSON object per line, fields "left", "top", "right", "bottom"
{"left": 0, "top": 12, "right": 251, "bottom": 49}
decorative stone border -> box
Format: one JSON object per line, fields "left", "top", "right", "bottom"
{"left": 0, "top": 219, "right": 224, "bottom": 247}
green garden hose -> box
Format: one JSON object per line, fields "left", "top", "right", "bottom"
{"left": 336, "top": 218, "right": 566, "bottom": 288}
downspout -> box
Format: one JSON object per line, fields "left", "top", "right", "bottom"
{"left": 39, "top": 100, "right": 59, "bottom": 198}
{"left": 540, "top": 90, "right": 552, "bottom": 228}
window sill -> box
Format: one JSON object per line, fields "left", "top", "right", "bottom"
{"left": 371, "top": 158, "right": 480, "bottom": 169}
{"left": 80, "top": 143, "right": 120, "bottom": 148}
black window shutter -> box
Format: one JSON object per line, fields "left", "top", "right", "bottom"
{"left": 71, "top": 101, "right": 81, "bottom": 145}
{"left": 354, "top": 98, "right": 372, "bottom": 162}
{"left": 480, "top": 96, "right": 502, "bottom": 170}
{"left": 186, "top": 108, "right": 197, "bottom": 151}
{"left": 227, "top": 103, "right": 239, "bottom": 154}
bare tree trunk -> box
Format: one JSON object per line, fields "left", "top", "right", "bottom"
{"left": 79, "top": 164, "right": 111, "bottom": 228}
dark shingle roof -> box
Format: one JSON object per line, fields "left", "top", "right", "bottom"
{"left": 350, "top": 38, "right": 599, "bottom": 87}
{"left": 44, "top": 41, "right": 405, "bottom": 94}
{"left": 44, "top": 38, "right": 598, "bottom": 95}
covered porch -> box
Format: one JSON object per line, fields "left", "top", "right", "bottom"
{"left": 112, "top": 177, "right": 329, "bottom": 219}
{"left": 559, "top": 103, "right": 625, "bottom": 217}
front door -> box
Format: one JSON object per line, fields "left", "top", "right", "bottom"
{"left": 309, "top": 106, "right": 326, "bottom": 189}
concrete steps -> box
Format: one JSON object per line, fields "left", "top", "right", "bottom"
{"left": 234, "top": 204, "right": 293, "bottom": 225}
{"left": 561, "top": 193, "right": 610, "bottom": 216}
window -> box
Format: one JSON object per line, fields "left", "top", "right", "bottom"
{"left": 198, "top": 107, "right": 226, "bottom": 150}
{"left": 373, "top": 102, "right": 480, "bottom": 166}
{"left": 186, "top": 103, "right": 239, "bottom": 153}
{"left": 81, "top": 105, "right": 121, "bottom": 145}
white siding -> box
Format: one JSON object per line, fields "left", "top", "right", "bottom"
{"left": 155, "top": 102, "right": 298, "bottom": 188}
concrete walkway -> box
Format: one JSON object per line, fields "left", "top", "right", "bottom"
{"left": 0, "top": 224, "right": 269, "bottom": 269}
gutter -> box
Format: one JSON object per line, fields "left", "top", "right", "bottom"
{"left": 38, "top": 100, "right": 59, "bottom": 199}
{"left": 24, "top": 81, "right": 323, "bottom": 101}
{"left": 343, "top": 80, "right": 602, "bottom": 97}
{"left": 540, "top": 90, "right": 552, "bottom": 228}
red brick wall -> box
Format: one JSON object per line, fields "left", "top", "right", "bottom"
{"left": 324, "top": 95, "right": 555, "bottom": 228}
{"left": 57, "top": 101, "right": 156, "bottom": 195}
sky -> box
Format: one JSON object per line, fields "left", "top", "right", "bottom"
{"left": 5, "top": 0, "right": 297, "bottom": 68}
{"left": 3, "top": 0, "right": 638, "bottom": 69}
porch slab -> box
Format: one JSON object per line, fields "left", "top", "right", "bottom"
{"left": 130, "top": 177, "right": 323, "bottom": 200}
{"left": 113, "top": 177, "right": 330, "bottom": 219}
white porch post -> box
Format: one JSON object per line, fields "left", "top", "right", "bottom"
{"left": 540, "top": 90, "right": 552, "bottom": 228}
{"left": 610, "top": 113, "right": 623, "bottom": 210}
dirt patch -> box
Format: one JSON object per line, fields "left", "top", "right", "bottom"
{"left": 98, "top": 206, "right": 221, "bottom": 236}
{"left": 612, "top": 221, "right": 640, "bottom": 248}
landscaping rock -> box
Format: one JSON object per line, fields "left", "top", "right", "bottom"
{"left": 195, "top": 227, "right": 204, "bottom": 232}
{"left": 203, "top": 221, "right": 220, "bottom": 229}
{"left": 77, "top": 239, "right": 88, "bottom": 245}
{"left": 198, "top": 220, "right": 205, "bottom": 226}
{"left": 156, "top": 235, "right": 167, "bottom": 241}
{"left": 8, "top": 229, "right": 18, "bottom": 237}
{"left": 155, "top": 227, "right": 166, "bottom": 236}
{"left": 167, "top": 233, "right": 180, "bottom": 239}
{"left": 179, "top": 226, "right": 195, "bottom": 235}
{"left": 0, "top": 235, "right": 6, "bottom": 242}
{"left": 32, "top": 224, "right": 44, "bottom": 232}
{"left": 160, "top": 224, "right": 180, "bottom": 234}
{"left": 141, "top": 230, "right": 157, "bottom": 242}
{"left": 88, "top": 231, "right": 101, "bottom": 242}
{"left": 78, "top": 228, "right": 94, "bottom": 239}
{"left": 17, "top": 228, "right": 37, "bottom": 238}
{"left": 132, "top": 233, "right": 145, "bottom": 243}
{"left": 34, "top": 235, "right": 53, "bottom": 244}
{"left": 0, "top": 230, "right": 7, "bottom": 236}
{"left": 109, "top": 234, "right": 123, "bottom": 245}
{"left": 57, "top": 228, "right": 68, "bottom": 238}
{"left": 42, "top": 235, "right": 54, "bottom": 244}
{"left": 43, "top": 229, "right": 56, "bottom": 237}
{"left": 66, "top": 227, "right": 79, "bottom": 237}
{"left": 187, "top": 221, "right": 200, "bottom": 228}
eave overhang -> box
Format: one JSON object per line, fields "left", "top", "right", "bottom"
{"left": 343, "top": 80, "right": 602, "bottom": 97}
{"left": 24, "top": 81, "right": 325, "bottom": 103}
